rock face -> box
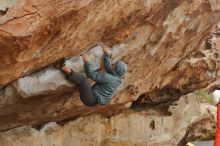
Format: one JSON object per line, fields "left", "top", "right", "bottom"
{"left": 205, "top": 22, "right": 220, "bottom": 91}
{"left": 0, "top": 94, "right": 216, "bottom": 146}
{"left": 0, "top": 0, "right": 219, "bottom": 138}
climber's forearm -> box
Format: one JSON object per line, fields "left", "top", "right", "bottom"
{"left": 103, "top": 53, "right": 112, "bottom": 73}
{"left": 84, "top": 62, "right": 106, "bottom": 82}
{"left": 84, "top": 62, "right": 96, "bottom": 78}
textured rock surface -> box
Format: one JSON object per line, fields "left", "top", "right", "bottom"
{"left": 0, "top": 0, "right": 219, "bottom": 132}
{"left": 0, "top": 0, "right": 219, "bottom": 87}
{"left": 205, "top": 22, "right": 220, "bottom": 91}
{"left": 0, "top": 94, "right": 216, "bottom": 146}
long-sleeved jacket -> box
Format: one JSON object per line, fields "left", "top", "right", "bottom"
{"left": 84, "top": 53, "right": 122, "bottom": 104}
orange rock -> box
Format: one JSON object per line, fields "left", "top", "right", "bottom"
{"left": 0, "top": 0, "right": 219, "bottom": 132}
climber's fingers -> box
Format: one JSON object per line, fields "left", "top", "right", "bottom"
{"left": 82, "top": 54, "right": 90, "bottom": 63}
{"left": 103, "top": 46, "right": 110, "bottom": 55}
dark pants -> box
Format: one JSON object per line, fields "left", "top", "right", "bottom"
{"left": 65, "top": 70, "right": 98, "bottom": 106}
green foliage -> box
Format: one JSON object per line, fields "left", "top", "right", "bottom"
{"left": 194, "top": 90, "right": 213, "bottom": 105}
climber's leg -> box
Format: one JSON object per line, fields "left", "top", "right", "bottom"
{"left": 61, "top": 65, "right": 98, "bottom": 106}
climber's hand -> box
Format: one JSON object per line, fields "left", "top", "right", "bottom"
{"left": 82, "top": 54, "right": 90, "bottom": 63}
{"left": 103, "top": 46, "right": 111, "bottom": 55}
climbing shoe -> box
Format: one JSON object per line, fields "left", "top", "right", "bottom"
{"left": 54, "top": 58, "right": 67, "bottom": 69}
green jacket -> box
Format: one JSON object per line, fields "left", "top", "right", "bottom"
{"left": 84, "top": 54, "right": 122, "bottom": 104}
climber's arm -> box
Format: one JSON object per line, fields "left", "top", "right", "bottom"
{"left": 103, "top": 47, "right": 113, "bottom": 73}
{"left": 103, "top": 53, "right": 113, "bottom": 73}
{"left": 82, "top": 54, "right": 108, "bottom": 83}
{"left": 84, "top": 62, "right": 108, "bottom": 83}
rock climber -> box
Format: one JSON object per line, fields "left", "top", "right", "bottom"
{"left": 213, "top": 89, "right": 220, "bottom": 146}
{"left": 57, "top": 46, "right": 127, "bottom": 106}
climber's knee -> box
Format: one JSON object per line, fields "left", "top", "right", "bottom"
{"left": 80, "top": 94, "right": 98, "bottom": 107}
{"left": 84, "top": 102, "right": 97, "bottom": 107}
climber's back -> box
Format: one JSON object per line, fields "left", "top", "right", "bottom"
{"left": 84, "top": 47, "right": 127, "bottom": 104}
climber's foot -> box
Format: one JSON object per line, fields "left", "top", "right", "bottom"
{"left": 61, "top": 65, "right": 72, "bottom": 74}
{"left": 54, "top": 58, "right": 67, "bottom": 69}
